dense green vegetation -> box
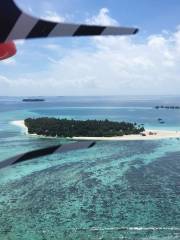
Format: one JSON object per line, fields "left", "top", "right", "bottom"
{"left": 24, "top": 118, "right": 145, "bottom": 137}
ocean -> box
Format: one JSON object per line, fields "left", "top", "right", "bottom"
{"left": 0, "top": 96, "right": 180, "bottom": 240}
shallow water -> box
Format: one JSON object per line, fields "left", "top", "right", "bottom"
{"left": 0, "top": 96, "right": 180, "bottom": 239}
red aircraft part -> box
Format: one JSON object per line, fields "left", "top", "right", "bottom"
{"left": 0, "top": 41, "right": 17, "bottom": 60}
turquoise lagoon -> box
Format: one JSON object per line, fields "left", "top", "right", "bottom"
{"left": 0, "top": 96, "right": 180, "bottom": 239}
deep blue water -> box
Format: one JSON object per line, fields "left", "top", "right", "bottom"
{"left": 0, "top": 96, "right": 180, "bottom": 240}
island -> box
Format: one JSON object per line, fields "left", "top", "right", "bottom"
{"left": 24, "top": 117, "right": 145, "bottom": 138}
{"left": 22, "top": 99, "right": 45, "bottom": 102}
{"left": 155, "top": 105, "right": 180, "bottom": 109}
{"left": 12, "top": 119, "right": 180, "bottom": 140}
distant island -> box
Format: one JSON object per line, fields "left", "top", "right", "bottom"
{"left": 22, "top": 99, "right": 45, "bottom": 102}
{"left": 24, "top": 118, "right": 145, "bottom": 138}
{"left": 155, "top": 105, "right": 180, "bottom": 109}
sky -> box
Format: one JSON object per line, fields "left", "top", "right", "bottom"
{"left": 1, "top": 0, "right": 180, "bottom": 96}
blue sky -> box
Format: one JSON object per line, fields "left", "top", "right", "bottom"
{"left": 16, "top": 0, "right": 180, "bottom": 35}
{"left": 1, "top": 0, "right": 180, "bottom": 96}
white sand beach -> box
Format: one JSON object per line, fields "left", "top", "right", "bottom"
{"left": 72, "top": 130, "right": 180, "bottom": 141}
{"left": 11, "top": 120, "right": 28, "bottom": 134}
{"left": 11, "top": 120, "right": 180, "bottom": 141}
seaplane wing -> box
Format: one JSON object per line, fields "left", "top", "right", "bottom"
{"left": 0, "top": 141, "right": 95, "bottom": 170}
{"left": 0, "top": 0, "right": 138, "bottom": 43}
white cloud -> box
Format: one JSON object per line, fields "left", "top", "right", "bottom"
{"left": 1, "top": 58, "right": 16, "bottom": 66}
{"left": 1, "top": 8, "right": 180, "bottom": 96}
{"left": 47, "top": 57, "right": 59, "bottom": 64}
{"left": 0, "top": 75, "right": 11, "bottom": 84}
{"left": 15, "top": 40, "right": 25, "bottom": 46}
{"left": 44, "top": 44, "right": 60, "bottom": 50}
{"left": 40, "top": 26, "right": 180, "bottom": 95}
{"left": 86, "top": 8, "right": 118, "bottom": 26}
{"left": 42, "top": 10, "right": 65, "bottom": 22}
